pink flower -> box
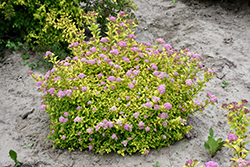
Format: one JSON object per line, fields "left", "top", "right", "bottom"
{"left": 169, "top": 78, "right": 174, "bottom": 83}
{"left": 157, "top": 85, "right": 166, "bottom": 94}
{"left": 210, "top": 95, "right": 218, "bottom": 103}
{"left": 40, "top": 105, "right": 47, "bottom": 110}
{"left": 145, "top": 102, "right": 152, "bottom": 108}
{"left": 111, "top": 86, "right": 115, "bottom": 89}
{"left": 37, "top": 81, "right": 43, "bottom": 87}
{"left": 152, "top": 96, "right": 160, "bottom": 103}
{"left": 54, "top": 77, "right": 62, "bottom": 82}
{"left": 64, "top": 89, "right": 72, "bottom": 97}
{"left": 145, "top": 150, "right": 149, "bottom": 155}
{"left": 64, "top": 112, "right": 68, "bottom": 117}
{"left": 163, "top": 102, "right": 172, "bottom": 110}
{"left": 163, "top": 44, "right": 172, "bottom": 50}
{"left": 107, "top": 76, "right": 116, "bottom": 81}
{"left": 129, "top": 84, "right": 134, "bottom": 89}
{"left": 48, "top": 88, "right": 55, "bottom": 94}
{"left": 90, "top": 47, "right": 97, "bottom": 52}
{"left": 195, "top": 101, "right": 201, "bottom": 106}
{"left": 162, "top": 121, "right": 168, "bottom": 127}
{"left": 138, "top": 121, "right": 145, "bottom": 127}
{"left": 122, "top": 140, "right": 128, "bottom": 147}
{"left": 118, "top": 41, "right": 127, "bottom": 47}
{"left": 133, "top": 112, "right": 139, "bottom": 119}
{"left": 237, "top": 158, "right": 248, "bottom": 167}
{"left": 131, "top": 47, "right": 139, "bottom": 52}
{"left": 227, "top": 133, "right": 238, "bottom": 141}
{"left": 159, "top": 112, "right": 169, "bottom": 119}
{"left": 122, "top": 57, "right": 130, "bottom": 62}
{"left": 89, "top": 145, "right": 93, "bottom": 150}
{"left": 110, "top": 49, "right": 119, "bottom": 55}
{"left": 127, "top": 34, "right": 135, "bottom": 38}
{"left": 193, "top": 54, "right": 201, "bottom": 59}
{"left": 79, "top": 139, "right": 81, "bottom": 142}
{"left": 51, "top": 130, "right": 55, "bottom": 133}
{"left": 154, "top": 105, "right": 161, "bottom": 110}
{"left": 87, "top": 128, "right": 93, "bottom": 134}
{"left": 111, "top": 133, "right": 118, "bottom": 140}
{"left": 109, "top": 16, "right": 117, "bottom": 21}
{"left": 57, "top": 89, "right": 65, "bottom": 98}
{"left": 88, "top": 101, "right": 92, "bottom": 104}
{"left": 109, "top": 106, "right": 117, "bottom": 111}
{"left": 82, "top": 86, "right": 88, "bottom": 92}
{"left": 62, "top": 135, "right": 66, "bottom": 140}
{"left": 208, "top": 69, "right": 216, "bottom": 73}
{"left": 27, "top": 70, "right": 33, "bottom": 76}
{"left": 76, "top": 106, "right": 82, "bottom": 110}
{"left": 145, "top": 127, "right": 150, "bottom": 131}
{"left": 186, "top": 79, "right": 193, "bottom": 86}
{"left": 163, "top": 135, "right": 166, "bottom": 139}
{"left": 156, "top": 38, "right": 165, "bottom": 44}
{"left": 205, "top": 161, "right": 218, "bottom": 167}
{"left": 174, "top": 72, "right": 179, "bottom": 75}
{"left": 127, "top": 103, "right": 130, "bottom": 106}
{"left": 45, "top": 51, "right": 53, "bottom": 56}
{"left": 100, "top": 37, "right": 109, "bottom": 43}
{"left": 145, "top": 59, "right": 149, "bottom": 63}
{"left": 74, "top": 116, "right": 82, "bottom": 122}
{"left": 126, "top": 96, "right": 130, "bottom": 100}
{"left": 116, "top": 77, "right": 122, "bottom": 82}
{"left": 78, "top": 131, "right": 81, "bottom": 136}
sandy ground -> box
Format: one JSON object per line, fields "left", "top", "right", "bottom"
{"left": 1, "top": 0, "right": 250, "bottom": 166}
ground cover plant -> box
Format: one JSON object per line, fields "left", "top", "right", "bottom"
{"left": 29, "top": 12, "right": 218, "bottom": 155}
{"left": 28, "top": 10, "right": 219, "bottom": 156}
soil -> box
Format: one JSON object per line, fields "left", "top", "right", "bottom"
{"left": 1, "top": 0, "right": 250, "bottom": 166}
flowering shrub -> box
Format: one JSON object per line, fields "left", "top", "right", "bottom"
{"left": 183, "top": 100, "right": 250, "bottom": 167}
{"left": 29, "top": 11, "right": 217, "bottom": 156}
{"left": 221, "top": 100, "right": 250, "bottom": 166}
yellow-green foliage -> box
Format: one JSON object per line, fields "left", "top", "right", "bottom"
{"left": 30, "top": 11, "right": 217, "bottom": 156}
{"left": 0, "top": 0, "right": 137, "bottom": 61}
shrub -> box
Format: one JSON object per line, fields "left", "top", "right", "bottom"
{"left": 0, "top": 0, "right": 137, "bottom": 71}
{"left": 29, "top": 11, "right": 217, "bottom": 156}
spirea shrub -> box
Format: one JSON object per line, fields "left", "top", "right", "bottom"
{"left": 29, "top": 11, "right": 218, "bottom": 156}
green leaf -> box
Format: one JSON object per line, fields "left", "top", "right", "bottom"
{"left": 9, "top": 149, "right": 18, "bottom": 163}
{"left": 209, "top": 127, "right": 214, "bottom": 138}
{"left": 204, "top": 142, "right": 210, "bottom": 150}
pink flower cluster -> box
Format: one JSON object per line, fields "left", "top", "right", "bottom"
{"left": 157, "top": 84, "right": 166, "bottom": 94}
{"left": 124, "top": 123, "right": 132, "bottom": 131}
{"left": 138, "top": 121, "right": 145, "bottom": 130}
{"left": 111, "top": 133, "right": 118, "bottom": 140}
{"left": 237, "top": 158, "right": 250, "bottom": 167}
{"left": 68, "top": 42, "right": 79, "bottom": 48}
{"left": 133, "top": 112, "right": 139, "bottom": 119}
{"left": 227, "top": 133, "right": 238, "bottom": 141}
{"left": 205, "top": 161, "right": 218, "bottom": 167}
{"left": 207, "top": 92, "right": 218, "bottom": 103}
{"left": 158, "top": 112, "right": 169, "bottom": 119}
{"left": 59, "top": 116, "right": 68, "bottom": 124}
{"left": 74, "top": 116, "right": 82, "bottom": 122}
